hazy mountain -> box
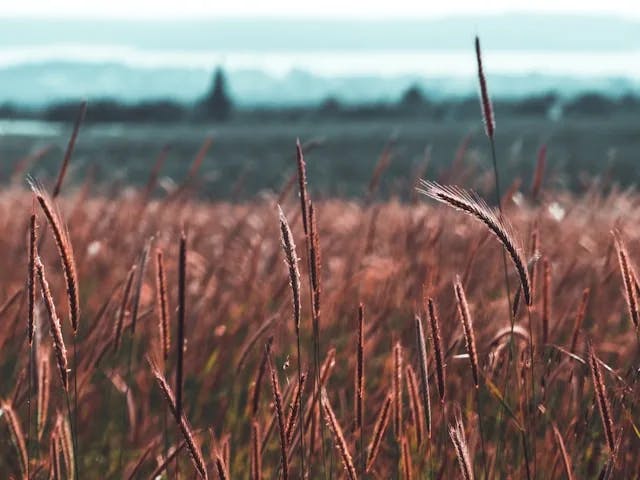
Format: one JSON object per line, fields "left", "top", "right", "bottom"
{"left": 0, "top": 14, "right": 639, "bottom": 107}
{"left": 1, "top": 62, "right": 638, "bottom": 108}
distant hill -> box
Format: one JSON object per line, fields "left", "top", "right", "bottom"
{"left": 1, "top": 14, "right": 639, "bottom": 107}
{"left": 0, "top": 62, "right": 638, "bottom": 108}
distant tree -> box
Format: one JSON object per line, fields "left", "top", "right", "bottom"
{"left": 400, "top": 84, "right": 426, "bottom": 107}
{"left": 511, "top": 93, "right": 558, "bottom": 116}
{"left": 565, "top": 93, "right": 617, "bottom": 116}
{"left": 200, "top": 67, "right": 233, "bottom": 121}
{"left": 319, "top": 96, "right": 342, "bottom": 114}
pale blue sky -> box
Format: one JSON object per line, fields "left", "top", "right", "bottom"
{"left": 2, "top": 0, "right": 640, "bottom": 19}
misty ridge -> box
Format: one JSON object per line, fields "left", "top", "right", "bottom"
{"left": 0, "top": 13, "right": 639, "bottom": 120}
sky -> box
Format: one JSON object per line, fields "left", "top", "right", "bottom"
{"left": 1, "top": 0, "right": 640, "bottom": 19}
{"left": 1, "top": 0, "right": 639, "bottom": 105}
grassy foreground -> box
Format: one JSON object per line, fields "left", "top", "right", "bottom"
{"left": 0, "top": 165, "right": 639, "bottom": 477}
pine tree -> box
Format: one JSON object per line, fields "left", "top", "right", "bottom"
{"left": 201, "top": 67, "right": 232, "bottom": 121}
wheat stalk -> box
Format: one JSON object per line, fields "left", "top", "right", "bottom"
{"left": 37, "top": 349, "right": 51, "bottom": 441}
{"left": 530, "top": 144, "right": 547, "bottom": 200}
{"left": 263, "top": 379, "right": 296, "bottom": 457}
{"left": 56, "top": 414, "right": 74, "bottom": 480}
{"left": 542, "top": 257, "right": 551, "bottom": 344}
{"left": 130, "top": 238, "right": 151, "bottom": 334}
{"left": 309, "top": 201, "right": 322, "bottom": 324}
{"left": 365, "top": 392, "right": 392, "bottom": 473}
{"left": 148, "top": 441, "right": 187, "bottom": 479}
{"left": 27, "top": 211, "right": 37, "bottom": 480}
{"left": 454, "top": 277, "right": 479, "bottom": 388}
{"left": 2, "top": 402, "right": 28, "bottom": 478}
{"left": 251, "top": 421, "right": 262, "bottom": 480}
{"left": 300, "top": 347, "right": 337, "bottom": 436}
{"left": 214, "top": 452, "right": 228, "bottom": 480}
{"left": 236, "top": 315, "right": 275, "bottom": 370}
{"left": 296, "top": 139, "right": 310, "bottom": 235}
{"left": 475, "top": 36, "right": 495, "bottom": 139}
{"left": 113, "top": 265, "right": 136, "bottom": 353}
{"left": 155, "top": 249, "right": 171, "bottom": 361}
{"left": 278, "top": 205, "right": 301, "bottom": 333}
{"left": 28, "top": 213, "right": 37, "bottom": 344}
{"left": 449, "top": 415, "right": 474, "bottom": 480}
{"left": 355, "top": 303, "right": 365, "bottom": 431}
{"left": 570, "top": 288, "right": 590, "bottom": 353}
{"left": 176, "top": 231, "right": 187, "bottom": 424}
{"left": 612, "top": 230, "right": 639, "bottom": 329}
{"left": 426, "top": 298, "right": 446, "bottom": 403}
{"left": 552, "top": 423, "right": 575, "bottom": 480}
{"left": 355, "top": 302, "right": 365, "bottom": 474}
{"left": 401, "top": 435, "right": 413, "bottom": 480}
{"left": 251, "top": 336, "right": 273, "bottom": 417}
{"left": 588, "top": 341, "right": 616, "bottom": 453}
{"left": 268, "top": 353, "right": 288, "bottom": 480}
{"left": 28, "top": 177, "right": 80, "bottom": 334}
{"left": 393, "top": 341, "right": 403, "bottom": 439}
{"left": 418, "top": 181, "right": 531, "bottom": 305}
{"left": 150, "top": 360, "right": 208, "bottom": 479}
{"left": 277, "top": 205, "right": 305, "bottom": 472}
{"left": 414, "top": 314, "right": 432, "bottom": 438}
{"left": 35, "top": 257, "right": 68, "bottom": 390}
{"left": 405, "top": 364, "right": 424, "bottom": 446}
{"left": 529, "top": 221, "right": 539, "bottom": 301}
{"left": 285, "top": 371, "right": 307, "bottom": 445}
{"left": 50, "top": 431, "right": 63, "bottom": 480}
{"left": 320, "top": 388, "right": 357, "bottom": 480}
{"left": 53, "top": 100, "right": 87, "bottom": 198}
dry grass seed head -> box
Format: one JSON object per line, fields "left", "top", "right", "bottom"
{"left": 366, "top": 392, "right": 392, "bottom": 473}
{"left": 588, "top": 341, "right": 616, "bottom": 453}
{"left": 449, "top": 415, "right": 474, "bottom": 480}
{"left": 35, "top": 256, "right": 69, "bottom": 390}
{"left": 454, "top": 277, "right": 480, "bottom": 388}
{"left": 1, "top": 402, "right": 28, "bottom": 477}
{"left": 427, "top": 297, "right": 446, "bottom": 402}
{"left": 418, "top": 181, "right": 531, "bottom": 305}
{"left": 320, "top": 388, "right": 357, "bottom": 480}
{"left": 415, "top": 314, "right": 432, "bottom": 437}
{"left": 28, "top": 177, "right": 80, "bottom": 334}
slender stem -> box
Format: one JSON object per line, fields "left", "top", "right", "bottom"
{"left": 489, "top": 139, "right": 514, "bottom": 329}
{"left": 525, "top": 306, "right": 537, "bottom": 479}
{"left": 163, "top": 361, "right": 170, "bottom": 472}
{"left": 118, "top": 335, "right": 135, "bottom": 472}
{"left": 521, "top": 429, "right": 532, "bottom": 480}
{"left": 359, "top": 398, "right": 365, "bottom": 478}
{"left": 475, "top": 386, "right": 489, "bottom": 480}
{"left": 176, "top": 232, "right": 187, "bottom": 480}
{"left": 439, "top": 401, "right": 447, "bottom": 480}
{"left": 72, "top": 335, "right": 80, "bottom": 480}
{"left": 312, "top": 316, "right": 326, "bottom": 479}
{"left": 304, "top": 221, "right": 327, "bottom": 479}
{"left": 295, "top": 325, "right": 305, "bottom": 477}
{"left": 64, "top": 386, "right": 79, "bottom": 480}
{"left": 27, "top": 341, "right": 32, "bottom": 480}
{"left": 488, "top": 136, "right": 519, "bottom": 476}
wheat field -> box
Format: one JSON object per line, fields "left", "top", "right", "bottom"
{"left": 1, "top": 39, "right": 640, "bottom": 480}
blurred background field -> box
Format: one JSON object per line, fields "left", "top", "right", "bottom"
{"left": 2, "top": 11, "right": 640, "bottom": 200}
{"left": 3, "top": 112, "right": 640, "bottom": 199}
